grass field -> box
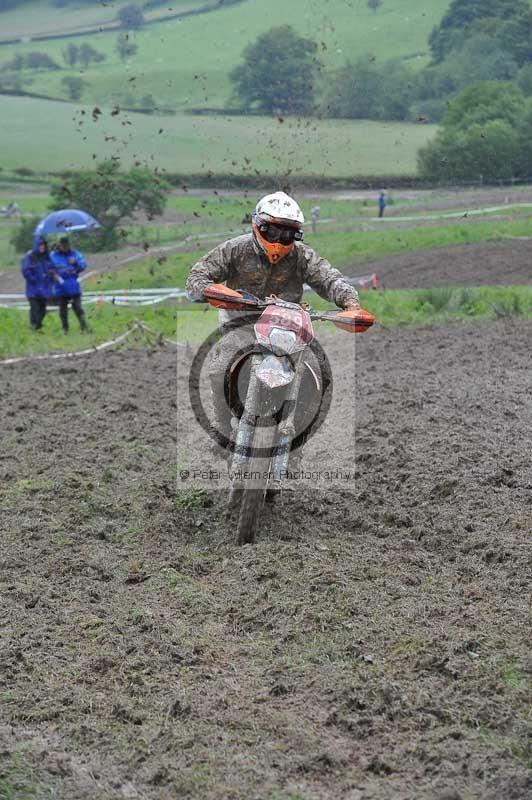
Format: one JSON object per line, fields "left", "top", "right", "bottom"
{"left": 0, "top": 0, "right": 451, "bottom": 110}
{"left": 2, "top": 285, "right": 532, "bottom": 358}
{"left": 0, "top": 95, "right": 436, "bottom": 176}
{"left": 0, "top": 0, "right": 209, "bottom": 39}
{"left": 2, "top": 183, "right": 532, "bottom": 279}
{"left": 79, "top": 215, "right": 532, "bottom": 293}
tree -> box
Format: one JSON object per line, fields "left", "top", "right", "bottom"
{"left": 61, "top": 75, "right": 87, "bottom": 101}
{"left": 442, "top": 81, "right": 524, "bottom": 129}
{"left": 116, "top": 33, "right": 138, "bottom": 61}
{"left": 63, "top": 43, "right": 79, "bottom": 67}
{"left": 118, "top": 4, "right": 145, "bottom": 29}
{"left": 140, "top": 93, "right": 156, "bottom": 110}
{"left": 429, "top": 0, "right": 528, "bottom": 62}
{"left": 517, "top": 61, "right": 532, "bottom": 94}
{"left": 417, "top": 82, "right": 528, "bottom": 181}
{"left": 498, "top": 10, "right": 532, "bottom": 66}
{"left": 3, "top": 53, "right": 25, "bottom": 71}
{"left": 49, "top": 160, "right": 170, "bottom": 250}
{"left": 230, "top": 26, "right": 320, "bottom": 115}
{"left": 323, "top": 60, "right": 382, "bottom": 119}
{"left": 9, "top": 216, "right": 41, "bottom": 254}
{"left": 323, "top": 58, "right": 419, "bottom": 121}
{"left": 368, "top": 0, "right": 382, "bottom": 11}
{"left": 25, "top": 51, "right": 60, "bottom": 70}
{"left": 78, "top": 43, "right": 105, "bottom": 68}
{"left": 419, "top": 119, "right": 521, "bottom": 181}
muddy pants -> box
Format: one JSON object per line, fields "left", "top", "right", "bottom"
{"left": 59, "top": 295, "right": 87, "bottom": 332}
{"left": 28, "top": 297, "right": 47, "bottom": 330}
{"left": 207, "top": 320, "right": 331, "bottom": 454}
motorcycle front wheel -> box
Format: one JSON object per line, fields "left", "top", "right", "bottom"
{"left": 235, "top": 421, "right": 276, "bottom": 545}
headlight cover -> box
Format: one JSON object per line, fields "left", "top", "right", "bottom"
{"left": 269, "top": 328, "right": 298, "bottom": 354}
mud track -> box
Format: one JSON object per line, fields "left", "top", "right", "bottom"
{"left": 1, "top": 322, "right": 531, "bottom": 799}
{"left": 355, "top": 239, "right": 532, "bottom": 289}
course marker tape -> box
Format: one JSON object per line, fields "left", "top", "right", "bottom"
{"left": 0, "top": 321, "right": 184, "bottom": 366}
{"left": 0, "top": 274, "right": 377, "bottom": 310}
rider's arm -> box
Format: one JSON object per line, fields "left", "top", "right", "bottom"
{"left": 300, "top": 244, "right": 360, "bottom": 309}
{"left": 186, "top": 240, "right": 232, "bottom": 301}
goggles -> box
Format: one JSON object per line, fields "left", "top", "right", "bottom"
{"left": 254, "top": 216, "right": 303, "bottom": 245}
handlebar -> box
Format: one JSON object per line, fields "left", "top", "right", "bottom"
{"left": 202, "top": 285, "right": 375, "bottom": 333}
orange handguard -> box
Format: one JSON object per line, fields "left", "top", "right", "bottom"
{"left": 329, "top": 306, "right": 375, "bottom": 333}
{"left": 203, "top": 283, "right": 256, "bottom": 311}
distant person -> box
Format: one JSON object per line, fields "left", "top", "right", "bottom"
{"left": 310, "top": 205, "right": 320, "bottom": 235}
{"left": 378, "top": 190, "right": 386, "bottom": 218}
{"left": 50, "top": 236, "right": 88, "bottom": 333}
{"left": 21, "top": 236, "right": 54, "bottom": 331}
{"left": 0, "top": 201, "right": 20, "bottom": 218}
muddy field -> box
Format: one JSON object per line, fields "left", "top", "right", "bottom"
{"left": 1, "top": 320, "right": 531, "bottom": 799}
{"left": 356, "top": 239, "right": 532, "bottom": 289}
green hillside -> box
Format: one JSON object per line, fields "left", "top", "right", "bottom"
{"left": 0, "top": 0, "right": 210, "bottom": 40}
{"left": 0, "top": 0, "right": 451, "bottom": 110}
{"left": 0, "top": 95, "right": 435, "bottom": 176}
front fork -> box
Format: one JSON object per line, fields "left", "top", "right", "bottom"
{"left": 270, "top": 351, "right": 305, "bottom": 486}
{"left": 232, "top": 351, "right": 305, "bottom": 485}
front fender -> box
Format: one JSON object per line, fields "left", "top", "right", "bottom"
{"left": 256, "top": 354, "right": 295, "bottom": 388}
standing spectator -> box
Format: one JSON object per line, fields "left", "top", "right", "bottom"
{"left": 50, "top": 236, "right": 89, "bottom": 333}
{"left": 21, "top": 236, "right": 54, "bottom": 331}
{"left": 310, "top": 205, "right": 320, "bottom": 235}
{"left": 378, "top": 190, "right": 387, "bottom": 218}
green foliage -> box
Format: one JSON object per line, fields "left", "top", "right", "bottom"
{"left": 418, "top": 82, "right": 530, "bottom": 181}
{"left": 420, "top": 120, "right": 521, "bottom": 181}
{"left": 175, "top": 487, "right": 212, "bottom": 509}
{"left": 417, "top": 287, "right": 454, "bottom": 312}
{"left": 118, "top": 3, "right": 145, "bottom": 29}
{"left": 78, "top": 43, "right": 106, "bottom": 69}
{"left": 63, "top": 43, "right": 79, "bottom": 67}
{"left": 50, "top": 160, "right": 170, "bottom": 250}
{"left": 115, "top": 32, "right": 138, "bottom": 61}
{"left": 429, "top": 0, "right": 529, "bottom": 63}
{"left": 9, "top": 215, "right": 40, "bottom": 253}
{"left": 230, "top": 25, "right": 320, "bottom": 115}
{"left": 0, "top": 71, "right": 29, "bottom": 93}
{"left": 140, "top": 93, "right": 156, "bottom": 110}
{"left": 61, "top": 75, "right": 87, "bottom": 101}
{"left": 26, "top": 51, "right": 60, "bottom": 70}
{"left": 2, "top": 53, "right": 24, "bottom": 71}
{"left": 3, "top": 51, "right": 60, "bottom": 71}
{"left": 443, "top": 81, "right": 524, "bottom": 129}
{"left": 323, "top": 58, "right": 420, "bottom": 121}
{"left": 517, "top": 61, "right": 532, "bottom": 94}
{"left": 417, "top": 0, "right": 532, "bottom": 140}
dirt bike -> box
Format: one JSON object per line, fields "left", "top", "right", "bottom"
{"left": 203, "top": 284, "right": 375, "bottom": 545}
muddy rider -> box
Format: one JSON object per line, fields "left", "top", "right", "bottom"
{"left": 186, "top": 192, "right": 360, "bottom": 456}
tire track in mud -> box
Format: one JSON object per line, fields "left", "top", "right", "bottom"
{"left": 1, "top": 321, "right": 531, "bottom": 798}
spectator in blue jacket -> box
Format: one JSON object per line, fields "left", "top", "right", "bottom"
{"left": 378, "top": 190, "right": 387, "bottom": 218}
{"left": 51, "top": 236, "right": 88, "bottom": 333}
{"left": 21, "top": 236, "right": 54, "bottom": 330}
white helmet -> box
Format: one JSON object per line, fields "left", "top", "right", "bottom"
{"left": 252, "top": 192, "right": 305, "bottom": 264}
{"left": 255, "top": 191, "right": 305, "bottom": 226}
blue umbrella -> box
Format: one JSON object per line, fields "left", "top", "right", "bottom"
{"left": 34, "top": 209, "right": 102, "bottom": 237}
